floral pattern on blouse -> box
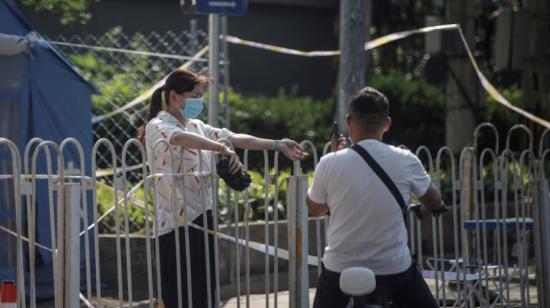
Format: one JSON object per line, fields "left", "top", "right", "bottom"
{"left": 144, "top": 111, "right": 233, "bottom": 235}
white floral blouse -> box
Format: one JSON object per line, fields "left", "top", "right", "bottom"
{"left": 144, "top": 111, "right": 233, "bottom": 235}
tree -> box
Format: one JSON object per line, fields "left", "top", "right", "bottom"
{"left": 444, "top": 0, "right": 479, "bottom": 152}
{"left": 523, "top": 0, "right": 550, "bottom": 138}
{"left": 20, "top": 0, "right": 97, "bottom": 25}
{"left": 337, "top": 0, "right": 366, "bottom": 133}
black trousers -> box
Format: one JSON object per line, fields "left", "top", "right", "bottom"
{"left": 313, "top": 262, "right": 439, "bottom": 308}
{"left": 159, "top": 211, "right": 216, "bottom": 308}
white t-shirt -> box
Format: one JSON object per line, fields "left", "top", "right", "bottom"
{"left": 307, "top": 139, "right": 432, "bottom": 275}
{"left": 144, "top": 111, "right": 234, "bottom": 235}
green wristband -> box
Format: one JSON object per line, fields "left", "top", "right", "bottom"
{"left": 274, "top": 140, "right": 280, "bottom": 152}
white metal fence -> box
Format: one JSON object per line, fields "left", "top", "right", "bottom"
{"left": 1, "top": 123, "right": 549, "bottom": 307}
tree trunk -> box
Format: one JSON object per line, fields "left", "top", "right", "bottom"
{"left": 523, "top": 0, "right": 549, "bottom": 139}
{"left": 337, "top": 0, "right": 366, "bottom": 134}
{"left": 444, "top": 0, "right": 479, "bottom": 153}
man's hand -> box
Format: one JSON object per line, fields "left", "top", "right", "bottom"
{"left": 280, "top": 138, "right": 308, "bottom": 161}
{"left": 419, "top": 203, "right": 431, "bottom": 219}
{"left": 411, "top": 203, "right": 448, "bottom": 220}
{"left": 330, "top": 134, "right": 347, "bottom": 152}
{"left": 306, "top": 196, "right": 329, "bottom": 217}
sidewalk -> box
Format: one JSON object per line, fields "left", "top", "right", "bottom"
{"left": 220, "top": 278, "right": 538, "bottom": 308}
{"left": 36, "top": 277, "right": 538, "bottom": 307}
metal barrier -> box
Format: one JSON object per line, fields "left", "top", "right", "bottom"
{"left": 0, "top": 123, "right": 549, "bottom": 307}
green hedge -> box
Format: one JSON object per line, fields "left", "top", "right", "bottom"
{"left": 370, "top": 70, "right": 445, "bottom": 149}
{"left": 226, "top": 87, "right": 334, "bottom": 160}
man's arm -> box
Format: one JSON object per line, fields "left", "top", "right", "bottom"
{"left": 418, "top": 184, "right": 443, "bottom": 218}
{"left": 306, "top": 196, "right": 329, "bottom": 217}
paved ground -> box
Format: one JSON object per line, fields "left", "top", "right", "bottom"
{"left": 36, "top": 277, "right": 539, "bottom": 307}
{"left": 220, "top": 278, "right": 538, "bottom": 308}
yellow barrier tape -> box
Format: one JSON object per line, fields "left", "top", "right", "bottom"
{"left": 0, "top": 225, "right": 53, "bottom": 252}
{"left": 456, "top": 28, "right": 550, "bottom": 128}
{"left": 225, "top": 24, "right": 550, "bottom": 129}
{"left": 95, "top": 163, "right": 144, "bottom": 178}
{"left": 1, "top": 175, "right": 321, "bottom": 267}
{"left": 223, "top": 24, "right": 459, "bottom": 56}
{"left": 224, "top": 35, "right": 339, "bottom": 57}
{"left": 93, "top": 177, "right": 320, "bottom": 266}
{"left": 95, "top": 163, "right": 215, "bottom": 179}
{"left": 189, "top": 222, "right": 320, "bottom": 267}
{"left": 91, "top": 45, "right": 209, "bottom": 124}
{"left": 364, "top": 24, "right": 459, "bottom": 50}
{"left": 51, "top": 40, "right": 208, "bottom": 62}
{"left": 79, "top": 292, "right": 95, "bottom": 308}
{"left": 81, "top": 179, "right": 147, "bottom": 236}
{"left": 95, "top": 176, "right": 321, "bottom": 265}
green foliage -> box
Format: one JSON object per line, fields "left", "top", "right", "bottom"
{"left": 226, "top": 88, "right": 334, "bottom": 169}
{"left": 95, "top": 180, "right": 150, "bottom": 234}
{"left": 370, "top": 70, "right": 445, "bottom": 149}
{"left": 483, "top": 87, "right": 525, "bottom": 136}
{"left": 21, "top": 0, "right": 98, "bottom": 25}
{"left": 217, "top": 169, "right": 314, "bottom": 224}
{"left": 227, "top": 87, "right": 334, "bottom": 145}
{"left": 476, "top": 87, "right": 542, "bottom": 151}
{"left": 368, "top": 0, "right": 445, "bottom": 78}
{"left": 68, "top": 27, "right": 162, "bottom": 116}
{"left": 67, "top": 28, "right": 168, "bottom": 165}
{"left": 431, "top": 159, "right": 535, "bottom": 208}
{"left": 94, "top": 168, "right": 313, "bottom": 233}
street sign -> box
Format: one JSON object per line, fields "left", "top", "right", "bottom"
{"left": 180, "top": 0, "right": 248, "bottom": 15}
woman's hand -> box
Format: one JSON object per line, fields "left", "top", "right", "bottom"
{"left": 218, "top": 144, "right": 244, "bottom": 174}
{"left": 279, "top": 139, "right": 308, "bottom": 161}
{"left": 218, "top": 144, "right": 234, "bottom": 156}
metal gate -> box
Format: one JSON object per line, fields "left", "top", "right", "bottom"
{"left": 1, "top": 123, "right": 549, "bottom": 307}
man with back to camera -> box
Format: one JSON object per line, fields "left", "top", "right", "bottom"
{"left": 306, "top": 87, "right": 444, "bottom": 308}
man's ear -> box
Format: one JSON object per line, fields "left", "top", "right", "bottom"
{"left": 383, "top": 116, "right": 392, "bottom": 133}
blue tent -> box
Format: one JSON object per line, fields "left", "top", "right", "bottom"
{"left": 0, "top": 0, "right": 95, "bottom": 299}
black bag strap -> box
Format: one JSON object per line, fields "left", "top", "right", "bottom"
{"left": 351, "top": 144, "right": 407, "bottom": 221}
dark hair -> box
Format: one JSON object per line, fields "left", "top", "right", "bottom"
{"left": 349, "top": 87, "right": 389, "bottom": 130}
{"left": 137, "top": 68, "right": 208, "bottom": 143}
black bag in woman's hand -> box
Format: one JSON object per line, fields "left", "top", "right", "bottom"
{"left": 216, "top": 156, "right": 252, "bottom": 191}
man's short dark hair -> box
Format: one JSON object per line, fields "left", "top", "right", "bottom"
{"left": 349, "top": 87, "right": 389, "bottom": 130}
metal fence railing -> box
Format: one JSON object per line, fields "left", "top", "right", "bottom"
{"left": 0, "top": 123, "right": 549, "bottom": 307}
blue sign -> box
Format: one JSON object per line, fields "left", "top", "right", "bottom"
{"left": 192, "top": 0, "right": 248, "bottom": 15}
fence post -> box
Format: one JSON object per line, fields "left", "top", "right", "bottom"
{"left": 287, "top": 176, "right": 309, "bottom": 308}
{"left": 534, "top": 178, "right": 550, "bottom": 307}
{"left": 208, "top": 14, "right": 220, "bottom": 127}
{"left": 61, "top": 183, "right": 81, "bottom": 308}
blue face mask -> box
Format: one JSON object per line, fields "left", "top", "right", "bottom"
{"left": 180, "top": 98, "right": 204, "bottom": 119}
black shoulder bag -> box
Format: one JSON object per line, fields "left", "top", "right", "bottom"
{"left": 351, "top": 144, "right": 408, "bottom": 222}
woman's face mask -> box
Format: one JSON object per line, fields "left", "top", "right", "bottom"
{"left": 180, "top": 97, "right": 204, "bottom": 119}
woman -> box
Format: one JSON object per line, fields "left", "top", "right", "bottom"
{"left": 137, "top": 68, "right": 306, "bottom": 308}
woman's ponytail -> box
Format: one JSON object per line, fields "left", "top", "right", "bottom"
{"left": 137, "top": 86, "right": 165, "bottom": 143}
{"left": 137, "top": 68, "right": 208, "bottom": 143}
